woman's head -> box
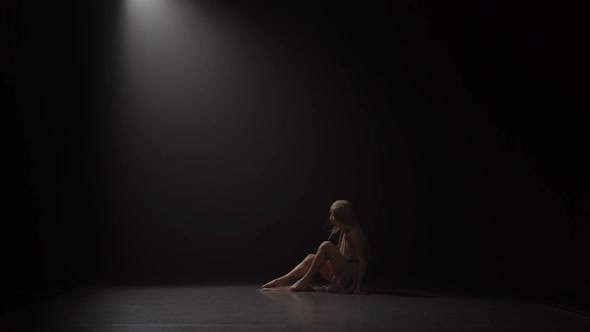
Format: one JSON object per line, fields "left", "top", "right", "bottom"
{"left": 328, "top": 200, "right": 357, "bottom": 236}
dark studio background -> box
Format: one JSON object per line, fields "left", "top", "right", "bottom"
{"left": 3, "top": 0, "right": 589, "bottom": 313}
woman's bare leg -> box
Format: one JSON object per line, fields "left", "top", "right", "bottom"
{"left": 290, "top": 241, "right": 347, "bottom": 291}
{"left": 319, "top": 260, "right": 334, "bottom": 281}
{"left": 261, "top": 254, "right": 316, "bottom": 288}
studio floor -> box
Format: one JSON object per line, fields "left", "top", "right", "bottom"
{"left": 1, "top": 284, "right": 589, "bottom": 331}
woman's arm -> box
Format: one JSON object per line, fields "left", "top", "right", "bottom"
{"left": 349, "top": 230, "right": 368, "bottom": 294}
{"left": 354, "top": 257, "right": 368, "bottom": 294}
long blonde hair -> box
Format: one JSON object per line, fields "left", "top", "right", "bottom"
{"left": 327, "top": 200, "right": 357, "bottom": 242}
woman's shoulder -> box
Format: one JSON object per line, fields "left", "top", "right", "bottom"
{"left": 347, "top": 227, "right": 367, "bottom": 242}
{"left": 349, "top": 226, "right": 365, "bottom": 235}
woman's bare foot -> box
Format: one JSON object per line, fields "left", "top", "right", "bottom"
{"left": 261, "top": 276, "right": 291, "bottom": 289}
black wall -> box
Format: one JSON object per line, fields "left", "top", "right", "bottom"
{"left": 4, "top": 0, "right": 103, "bottom": 310}
{"left": 4, "top": 0, "right": 588, "bottom": 311}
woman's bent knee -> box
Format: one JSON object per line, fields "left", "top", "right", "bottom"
{"left": 319, "top": 241, "right": 334, "bottom": 249}
{"left": 306, "top": 254, "right": 316, "bottom": 260}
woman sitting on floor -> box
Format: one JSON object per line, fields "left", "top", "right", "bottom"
{"left": 261, "top": 200, "right": 368, "bottom": 294}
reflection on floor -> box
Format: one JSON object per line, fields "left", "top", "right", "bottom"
{"left": 1, "top": 284, "right": 589, "bottom": 331}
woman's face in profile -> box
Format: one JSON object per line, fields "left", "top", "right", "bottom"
{"left": 329, "top": 211, "right": 335, "bottom": 225}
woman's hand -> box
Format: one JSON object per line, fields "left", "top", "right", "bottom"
{"left": 352, "top": 289, "right": 367, "bottom": 295}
